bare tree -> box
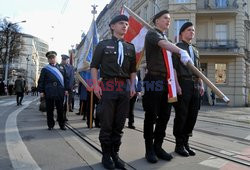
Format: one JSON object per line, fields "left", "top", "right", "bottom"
{"left": 0, "top": 18, "right": 24, "bottom": 81}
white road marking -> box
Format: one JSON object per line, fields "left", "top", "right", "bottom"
{"left": 1, "top": 101, "right": 16, "bottom": 106}
{"left": 200, "top": 156, "right": 228, "bottom": 168}
{"left": 245, "top": 135, "right": 250, "bottom": 140}
{"left": 5, "top": 99, "right": 41, "bottom": 170}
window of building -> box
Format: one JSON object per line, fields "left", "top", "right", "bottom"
{"left": 174, "top": 19, "right": 189, "bottom": 42}
{"left": 215, "top": 63, "right": 227, "bottom": 84}
{"left": 215, "top": 0, "right": 228, "bottom": 8}
{"left": 215, "top": 24, "right": 228, "bottom": 45}
{"left": 176, "top": 0, "right": 191, "bottom": 3}
{"left": 153, "top": 0, "right": 159, "bottom": 15}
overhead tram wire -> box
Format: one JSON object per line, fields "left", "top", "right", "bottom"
{"left": 61, "top": 0, "right": 69, "bottom": 15}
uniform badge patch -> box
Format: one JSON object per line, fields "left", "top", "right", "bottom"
{"left": 106, "top": 46, "right": 115, "bottom": 49}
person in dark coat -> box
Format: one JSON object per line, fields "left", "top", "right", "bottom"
{"left": 128, "top": 72, "right": 142, "bottom": 129}
{"left": 14, "top": 76, "right": 25, "bottom": 105}
{"left": 0, "top": 79, "right": 5, "bottom": 95}
{"left": 76, "top": 82, "right": 87, "bottom": 120}
{"left": 38, "top": 51, "right": 69, "bottom": 130}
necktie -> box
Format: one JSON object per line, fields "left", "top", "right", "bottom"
{"left": 118, "top": 41, "right": 124, "bottom": 66}
{"left": 189, "top": 45, "right": 195, "bottom": 62}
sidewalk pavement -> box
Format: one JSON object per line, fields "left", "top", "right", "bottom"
{"left": 65, "top": 102, "right": 250, "bottom": 170}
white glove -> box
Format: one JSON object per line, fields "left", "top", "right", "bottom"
{"left": 179, "top": 49, "right": 193, "bottom": 65}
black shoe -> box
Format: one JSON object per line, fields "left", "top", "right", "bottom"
{"left": 145, "top": 148, "right": 158, "bottom": 163}
{"left": 48, "top": 127, "right": 53, "bottom": 130}
{"left": 75, "top": 112, "right": 80, "bottom": 115}
{"left": 128, "top": 124, "right": 135, "bottom": 129}
{"left": 102, "top": 154, "right": 115, "bottom": 170}
{"left": 65, "top": 118, "right": 68, "bottom": 121}
{"left": 69, "top": 109, "right": 73, "bottom": 112}
{"left": 60, "top": 126, "right": 66, "bottom": 130}
{"left": 155, "top": 147, "right": 173, "bottom": 161}
{"left": 185, "top": 145, "right": 196, "bottom": 156}
{"left": 82, "top": 117, "right": 86, "bottom": 120}
{"left": 95, "top": 124, "right": 101, "bottom": 128}
{"left": 111, "top": 153, "right": 126, "bottom": 169}
{"left": 17, "top": 103, "right": 19, "bottom": 106}
{"left": 175, "top": 145, "right": 189, "bottom": 157}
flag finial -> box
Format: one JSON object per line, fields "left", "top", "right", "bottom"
{"left": 91, "top": 4, "right": 98, "bottom": 18}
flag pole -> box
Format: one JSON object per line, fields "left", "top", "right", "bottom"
{"left": 123, "top": 5, "right": 230, "bottom": 103}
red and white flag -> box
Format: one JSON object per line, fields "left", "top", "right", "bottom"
{"left": 122, "top": 7, "right": 177, "bottom": 103}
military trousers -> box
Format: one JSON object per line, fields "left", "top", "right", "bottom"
{"left": 98, "top": 80, "right": 130, "bottom": 152}
{"left": 142, "top": 74, "right": 172, "bottom": 144}
{"left": 46, "top": 97, "right": 65, "bottom": 128}
{"left": 173, "top": 79, "right": 201, "bottom": 144}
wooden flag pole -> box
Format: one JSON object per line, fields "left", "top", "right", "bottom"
{"left": 123, "top": 5, "right": 230, "bottom": 103}
{"left": 89, "top": 91, "right": 93, "bottom": 128}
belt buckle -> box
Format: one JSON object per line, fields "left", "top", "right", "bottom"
{"left": 53, "top": 82, "right": 57, "bottom": 86}
{"left": 192, "top": 77, "right": 198, "bottom": 81}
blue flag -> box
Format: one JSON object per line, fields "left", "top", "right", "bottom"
{"left": 76, "top": 18, "right": 99, "bottom": 87}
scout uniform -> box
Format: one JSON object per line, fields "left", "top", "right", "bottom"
{"left": 91, "top": 15, "right": 136, "bottom": 169}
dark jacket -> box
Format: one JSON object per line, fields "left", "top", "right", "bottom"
{"left": 14, "top": 78, "right": 25, "bottom": 93}
{"left": 38, "top": 64, "right": 69, "bottom": 99}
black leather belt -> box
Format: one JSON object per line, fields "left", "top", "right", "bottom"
{"left": 102, "top": 77, "right": 127, "bottom": 82}
{"left": 181, "top": 76, "right": 199, "bottom": 81}
{"left": 148, "top": 71, "right": 166, "bottom": 77}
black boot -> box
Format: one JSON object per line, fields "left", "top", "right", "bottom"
{"left": 175, "top": 138, "right": 189, "bottom": 157}
{"left": 111, "top": 152, "right": 126, "bottom": 169}
{"left": 145, "top": 141, "right": 158, "bottom": 163}
{"left": 154, "top": 140, "right": 173, "bottom": 161}
{"left": 111, "top": 145, "right": 126, "bottom": 169}
{"left": 184, "top": 137, "right": 196, "bottom": 156}
{"left": 101, "top": 144, "right": 115, "bottom": 170}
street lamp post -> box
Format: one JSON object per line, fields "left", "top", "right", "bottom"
{"left": 26, "top": 55, "right": 30, "bottom": 91}
{"left": 4, "top": 20, "right": 26, "bottom": 87}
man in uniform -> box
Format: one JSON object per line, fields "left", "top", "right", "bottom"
{"left": 38, "top": 51, "right": 69, "bottom": 130}
{"left": 61, "top": 54, "right": 75, "bottom": 112}
{"left": 143, "top": 10, "right": 193, "bottom": 163}
{"left": 91, "top": 15, "right": 136, "bottom": 169}
{"left": 172, "top": 22, "right": 204, "bottom": 157}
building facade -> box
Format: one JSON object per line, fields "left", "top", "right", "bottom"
{"left": 96, "top": 0, "right": 250, "bottom": 106}
{"left": 8, "top": 34, "right": 48, "bottom": 91}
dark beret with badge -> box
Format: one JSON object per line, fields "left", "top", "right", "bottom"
{"left": 61, "top": 54, "right": 69, "bottom": 60}
{"left": 109, "top": 14, "right": 128, "bottom": 27}
{"left": 153, "top": 10, "right": 169, "bottom": 24}
{"left": 179, "top": 22, "right": 193, "bottom": 35}
{"left": 46, "top": 51, "right": 57, "bottom": 58}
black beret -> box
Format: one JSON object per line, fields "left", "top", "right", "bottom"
{"left": 46, "top": 51, "right": 57, "bottom": 58}
{"left": 61, "top": 54, "right": 69, "bottom": 60}
{"left": 153, "top": 10, "right": 169, "bottom": 24}
{"left": 109, "top": 15, "right": 128, "bottom": 27}
{"left": 179, "top": 22, "right": 193, "bottom": 35}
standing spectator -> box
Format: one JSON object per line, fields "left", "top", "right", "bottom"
{"left": 211, "top": 91, "right": 215, "bottom": 106}
{"left": 8, "top": 83, "right": 14, "bottom": 95}
{"left": 38, "top": 51, "right": 69, "bottom": 130}
{"left": 128, "top": 73, "right": 142, "bottom": 129}
{"left": 76, "top": 82, "right": 87, "bottom": 120}
{"left": 14, "top": 76, "right": 25, "bottom": 105}
{"left": 0, "top": 79, "right": 5, "bottom": 95}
